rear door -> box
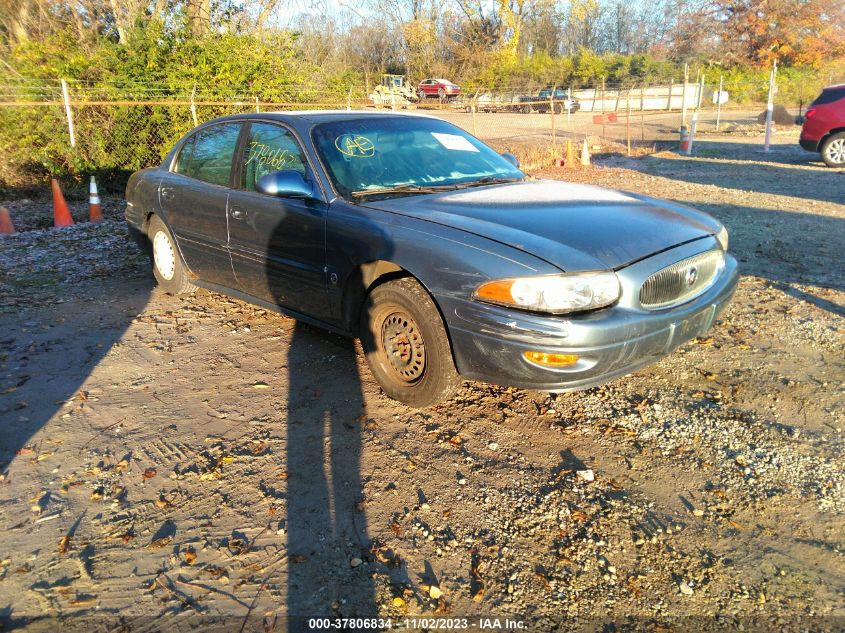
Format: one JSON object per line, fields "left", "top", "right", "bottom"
{"left": 226, "top": 121, "right": 329, "bottom": 317}
{"left": 158, "top": 122, "right": 243, "bottom": 287}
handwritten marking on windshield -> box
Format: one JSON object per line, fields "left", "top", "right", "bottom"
{"left": 335, "top": 134, "right": 375, "bottom": 158}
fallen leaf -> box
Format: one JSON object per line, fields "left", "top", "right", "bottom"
{"left": 149, "top": 536, "right": 173, "bottom": 549}
{"left": 184, "top": 549, "right": 197, "bottom": 565}
{"left": 58, "top": 535, "right": 71, "bottom": 554}
{"left": 253, "top": 381, "right": 270, "bottom": 389}
{"left": 290, "top": 554, "right": 308, "bottom": 563}
{"left": 142, "top": 468, "right": 157, "bottom": 481}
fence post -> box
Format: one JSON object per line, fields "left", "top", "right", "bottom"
{"left": 550, "top": 84, "right": 557, "bottom": 149}
{"left": 681, "top": 64, "right": 689, "bottom": 127}
{"left": 667, "top": 78, "right": 673, "bottom": 111}
{"left": 190, "top": 86, "right": 198, "bottom": 126}
{"left": 626, "top": 85, "right": 632, "bottom": 156}
{"left": 472, "top": 89, "right": 479, "bottom": 136}
{"left": 600, "top": 76, "right": 605, "bottom": 113}
{"left": 347, "top": 85, "right": 353, "bottom": 111}
{"left": 255, "top": 95, "right": 260, "bottom": 113}
{"left": 567, "top": 87, "right": 572, "bottom": 127}
{"left": 60, "top": 79, "right": 76, "bottom": 148}
{"left": 716, "top": 74, "right": 724, "bottom": 131}
{"left": 763, "top": 60, "right": 777, "bottom": 152}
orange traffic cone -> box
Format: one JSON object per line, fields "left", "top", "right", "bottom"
{"left": 0, "top": 206, "right": 14, "bottom": 234}
{"left": 89, "top": 176, "right": 102, "bottom": 223}
{"left": 51, "top": 179, "right": 74, "bottom": 227}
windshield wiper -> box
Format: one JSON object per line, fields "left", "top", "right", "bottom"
{"left": 350, "top": 184, "right": 461, "bottom": 200}
{"left": 454, "top": 176, "right": 524, "bottom": 189}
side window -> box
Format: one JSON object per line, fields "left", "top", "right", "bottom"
{"left": 241, "top": 123, "right": 308, "bottom": 192}
{"left": 185, "top": 123, "right": 242, "bottom": 187}
{"left": 173, "top": 136, "right": 195, "bottom": 174}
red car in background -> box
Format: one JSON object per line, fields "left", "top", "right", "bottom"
{"left": 418, "top": 78, "right": 461, "bottom": 99}
{"left": 799, "top": 83, "right": 845, "bottom": 167}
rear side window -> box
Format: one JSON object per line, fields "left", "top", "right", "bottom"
{"left": 811, "top": 87, "right": 845, "bottom": 106}
{"left": 180, "top": 123, "right": 242, "bottom": 187}
{"left": 173, "top": 136, "right": 195, "bottom": 174}
{"left": 241, "top": 122, "right": 308, "bottom": 192}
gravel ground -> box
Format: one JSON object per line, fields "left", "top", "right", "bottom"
{"left": 0, "top": 132, "right": 843, "bottom": 632}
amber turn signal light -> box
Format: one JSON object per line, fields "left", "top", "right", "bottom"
{"left": 522, "top": 351, "right": 579, "bottom": 367}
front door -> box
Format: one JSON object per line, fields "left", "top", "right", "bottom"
{"left": 227, "top": 121, "right": 329, "bottom": 317}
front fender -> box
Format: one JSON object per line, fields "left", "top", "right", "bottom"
{"left": 325, "top": 199, "right": 561, "bottom": 327}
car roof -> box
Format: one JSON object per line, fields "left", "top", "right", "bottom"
{"left": 823, "top": 83, "right": 845, "bottom": 91}
{"left": 202, "top": 110, "right": 440, "bottom": 126}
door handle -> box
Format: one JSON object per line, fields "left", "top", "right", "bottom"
{"left": 230, "top": 207, "right": 247, "bottom": 221}
{"left": 160, "top": 187, "right": 174, "bottom": 201}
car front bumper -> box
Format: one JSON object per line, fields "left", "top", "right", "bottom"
{"left": 442, "top": 245, "right": 739, "bottom": 392}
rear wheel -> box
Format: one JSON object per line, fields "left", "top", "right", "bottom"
{"left": 360, "top": 278, "right": 461, "bottom": 407}
{"left": 820, "top": 132, "right": 845, "bottom": 167}
{"left": 522, "top": 104, "right": 532, "bottom": 114}
{"left": 437, "top": 88, "right": 445, "bottom": 99}
{"left": 148, "top": 215, "right": 197, "bottom": 295}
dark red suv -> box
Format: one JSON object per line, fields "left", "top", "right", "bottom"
{"left": 799, "top": 84, "right": 845, "bottom": 167}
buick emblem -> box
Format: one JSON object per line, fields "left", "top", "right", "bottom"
{"left": 685, "top": 266, "right": 698, "bottom": 287}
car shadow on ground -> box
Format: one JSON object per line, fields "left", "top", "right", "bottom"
{"left": 0, "top": 276, "right": 153, "bottom": 476}
{"left": 642, "top": 142, "right": 845, "bottom": 205}
{"left": 686, "top": 201, "right": 845, "bottom": 316}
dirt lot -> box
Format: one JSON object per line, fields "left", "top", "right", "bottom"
{"left": 0, "top": 131, "right": 843, "bottom": 632}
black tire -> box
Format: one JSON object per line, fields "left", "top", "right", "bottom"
{"left": 820, "top": 132, "right": 845, "bottom": 168}
{"left": 147, "top": 215, "right": 197, "bottom": 295}
{"left": 521, "top": 104, "right": 532, "bottom": 114}
{"left": 437, "top": 88, "right": 445, "bottom": 99}
{"left": 360, "top": 277, "right": 461, "bottom": 407}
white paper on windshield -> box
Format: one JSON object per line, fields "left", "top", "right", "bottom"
{"left": 431, "top": 132, "right": 479, "bottom": 152}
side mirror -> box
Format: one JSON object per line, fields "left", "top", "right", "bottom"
{"left": 256, "top": 170, "right": 314, "bottom": 198}
{"left": 501, "top": 152, "right": 520, "bottom": 168}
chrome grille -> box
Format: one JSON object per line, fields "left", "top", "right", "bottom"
{"left": 639, "top": 249, "right": 724, "bottom": 309}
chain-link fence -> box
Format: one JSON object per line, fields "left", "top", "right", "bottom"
{"left": 0, "top": 77, "right": 795, "bottom": 194}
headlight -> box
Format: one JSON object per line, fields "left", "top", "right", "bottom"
{"left": 474, "top": 272, "right": 621, "bottom": 314}
{"left": 716, "top": 226, "right": 729, "bottom": 251}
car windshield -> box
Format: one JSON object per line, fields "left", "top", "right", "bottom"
{"left": 311, "top": 116, "right": 524, "bottom": 201}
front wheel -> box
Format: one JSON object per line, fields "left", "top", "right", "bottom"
{"left": 148, "top": 215, "right": 197, "bottom": 295}
{"left": 360, "top": 278, "right": 461, "bottom": 407}
{"left": 820, "top": 132, "right": 845, "bottom": 168}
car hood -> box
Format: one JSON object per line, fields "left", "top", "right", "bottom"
{"left": 363, "top": 180, "right": 721, "bottom": 271}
